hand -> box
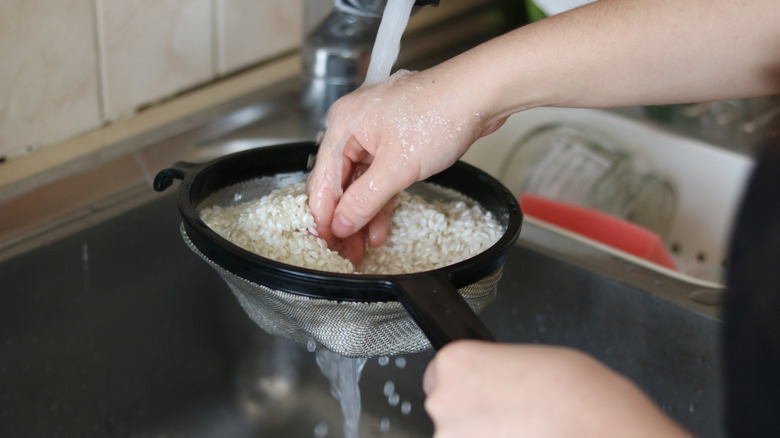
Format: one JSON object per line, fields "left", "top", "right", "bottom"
{"left": 307, "top": 69, "right": 506, "bottom": 263}
{"left": 423, "top": 340, "right": 692, "bottom": 438}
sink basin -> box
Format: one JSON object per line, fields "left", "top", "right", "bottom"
{"left": 0, "top": 194, "right": 435, "bottom": 437}
{"left": 0, "top": 191, "right": 723, "bottom": 437}
{"left": 0, "top": 78, "right": 727, "bottom": 437}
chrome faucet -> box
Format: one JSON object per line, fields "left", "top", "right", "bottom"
{"left": 301, "top": 0, "right": 440, "bottom": 128}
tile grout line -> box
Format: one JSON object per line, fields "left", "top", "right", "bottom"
{"left": 92, "top": 0, "right": 110, "bottom": 121}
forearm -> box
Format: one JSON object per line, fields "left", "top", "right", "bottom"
{"left": 429, "top": 0, "right": 780, "bottom": 124}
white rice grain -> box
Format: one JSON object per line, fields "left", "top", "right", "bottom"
{"left": 200, "top": 181, "right": 502, "bottom": 275}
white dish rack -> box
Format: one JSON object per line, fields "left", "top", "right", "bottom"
{"left": 463, "top": 107, "right": 755, "bottom": 287}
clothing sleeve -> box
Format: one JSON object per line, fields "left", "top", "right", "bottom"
{"left": 723, "top": 131, "right": 780, "bottom": 436}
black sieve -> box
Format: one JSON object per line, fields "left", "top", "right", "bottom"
{"left": 154, "top": 142, "right": 522, "bottom": 357}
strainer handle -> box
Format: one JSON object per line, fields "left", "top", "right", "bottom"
{"left": 392, "top": 274, "right": 495, "bottom": 349}
{"left": 153, "top": 162, "right": 204, "bottom": 192}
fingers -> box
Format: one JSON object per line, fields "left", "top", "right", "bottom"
{"left": 367, "top": 194, "right": 397, "bottom": 247}
{"left": 423, "top": 341, "right": 469, "bottom": 396}
{"left": 331, "top": 155, "right": 414, "bottom": 238}
{"left": 307, "top": 182, "right": 337, "bottom": 247}
{"left": 424, "top": 340, "right": 493, "bottom": 434}
{"left": 307, "top": 118, "right": 356, "bottom": 246}
{"left": 339, "top": 230, "right": 366, "bottom": 266}
{"left": 308, "top": 70, "right": 480, "bottom": 244}
{"left": 423, "top": 340, "right": 486, "bottom": 398}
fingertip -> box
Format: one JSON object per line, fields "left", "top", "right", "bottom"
{"left": 339, "top": 231, "right": 366, "bottom": 266}
{"left": 309, "top": 207, "right": 335, "bottom": 248}
{"left": 314, "top": 224, "right": 335, "bottom": 249}
{"left": 306, "top": 175, "right": 337, "bottom": 238}
{"left": 332, "top": 212, "right": 356, "bottom": 238}
{"left": 423, "top": 358, "right": 439, "bottom": 396}
{"left": 368, "top": 196, "right": 396, "bottom": 247}
{"left": 368, "top": 217, "right": 388, "bottom": 248}
{"left": 333, "top": 165, "right": 406, "bottom": 239}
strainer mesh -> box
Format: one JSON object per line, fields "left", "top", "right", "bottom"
{"left": 182, "top": 226, "right": 501, "bottom": 358}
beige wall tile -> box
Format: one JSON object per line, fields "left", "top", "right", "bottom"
{"left": 216, "top": 0, "right": 302, "bottom": 75}
{"left": 98, "top": 0, "right": 214, "bottom": 120}
{"left": 0, "top": 0, "right": 101, "bottom": 160}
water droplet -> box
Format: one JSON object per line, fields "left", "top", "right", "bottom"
{"left": 314, "top": 421, "right": 328, "bottom": 437}
{"left": 401, "top": 401, "right": 412, "bottom": 415}
{"left": 383, "top": 381, "right": 395, "bottom": 397}
{"left": 307, "top": 339, "right": 317, "bottom": 352}
{"left": 378, "top": 356, "right": 390, "bottom": 366}
{"left": 388, "top": 393, "right": 400, "bottom": 407}
{"left": 394, "top": 357, "right": 406, "bottom": 369}
{"left": 380, "top": 417, "right": 391, "bottom": 432}
{"left": 81, "top": 243, "right": 89, "bottom": 266}
{"left": 689, "top": 404, "right": 695, "bottom": 413}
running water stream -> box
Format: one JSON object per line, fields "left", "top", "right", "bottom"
{"left": 316, "top": 350, "right": 369, "bottom": 438}
{"left": 315, "top": 1, "right": 416, "bottom": 437}
{"left": 364, "top": 0, "right": 416, "bottom": 86}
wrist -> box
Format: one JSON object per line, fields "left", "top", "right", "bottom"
{"left": 435, "top": 28, "right": 552, "bottom": 131}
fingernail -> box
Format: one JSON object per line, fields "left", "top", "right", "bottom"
{"left": 332, "top": 213, "right": 354, "bottom": 237}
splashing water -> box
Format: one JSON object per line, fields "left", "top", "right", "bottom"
{"left": 316, "top": 349, "right": 368, "bottom": 438}
{"left": 314, "top": 421, "right": 329, "bottom": 438}
{"left": 383, "top": 380, "right": 395, "bottom": 397}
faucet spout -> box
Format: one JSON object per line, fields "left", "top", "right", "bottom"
{"left": 301, "top": 0, "right": 440, "bottom": 128}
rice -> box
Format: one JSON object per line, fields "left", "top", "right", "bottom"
{"left": 200, "top": 181, "right": 503, "bottom": 274}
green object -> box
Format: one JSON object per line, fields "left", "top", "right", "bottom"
{"left": 525, "top": 0, "right": 547, "bottom": 22}
{"left": 644, "top": 104, "right": 694, "bottom": 123}
{"left": 644, "top": 105, "right": 676, "bottom": 123}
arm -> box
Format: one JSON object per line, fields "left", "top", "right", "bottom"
{"left": 460, "top": 0, "right": 780, "bottom": 117}
{"left": 307, "top": 0, "right": 780, "bottom": 249}
{"left": 422, "top": 340, "right": 693, "bottom": 438}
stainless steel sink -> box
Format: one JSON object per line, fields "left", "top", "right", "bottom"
{"left": 0, "top": 5, "right": 725, "bottom": 436}
{"left": 0, "top": 92, "right": 724, "bottom": 437}
{"left": 0, "top": 194, "right": 435, "bottom": 437}
{"left": 0, "top": 187, "right": 723, "bottom": 437}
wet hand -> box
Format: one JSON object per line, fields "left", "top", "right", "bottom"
{"left": 307, "top": 69, "right": 504, "bottom": 262}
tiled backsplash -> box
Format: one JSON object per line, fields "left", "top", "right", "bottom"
{"left": 0, "top": 0, "right": 302, "bottom": 162}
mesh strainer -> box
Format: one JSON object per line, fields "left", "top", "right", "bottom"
{"left": 154, "top": 142, "right": 522, "bottom": 358}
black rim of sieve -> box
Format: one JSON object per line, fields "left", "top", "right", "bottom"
{"left": 154, "top": 141, "right": 523, "bottom": 348}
